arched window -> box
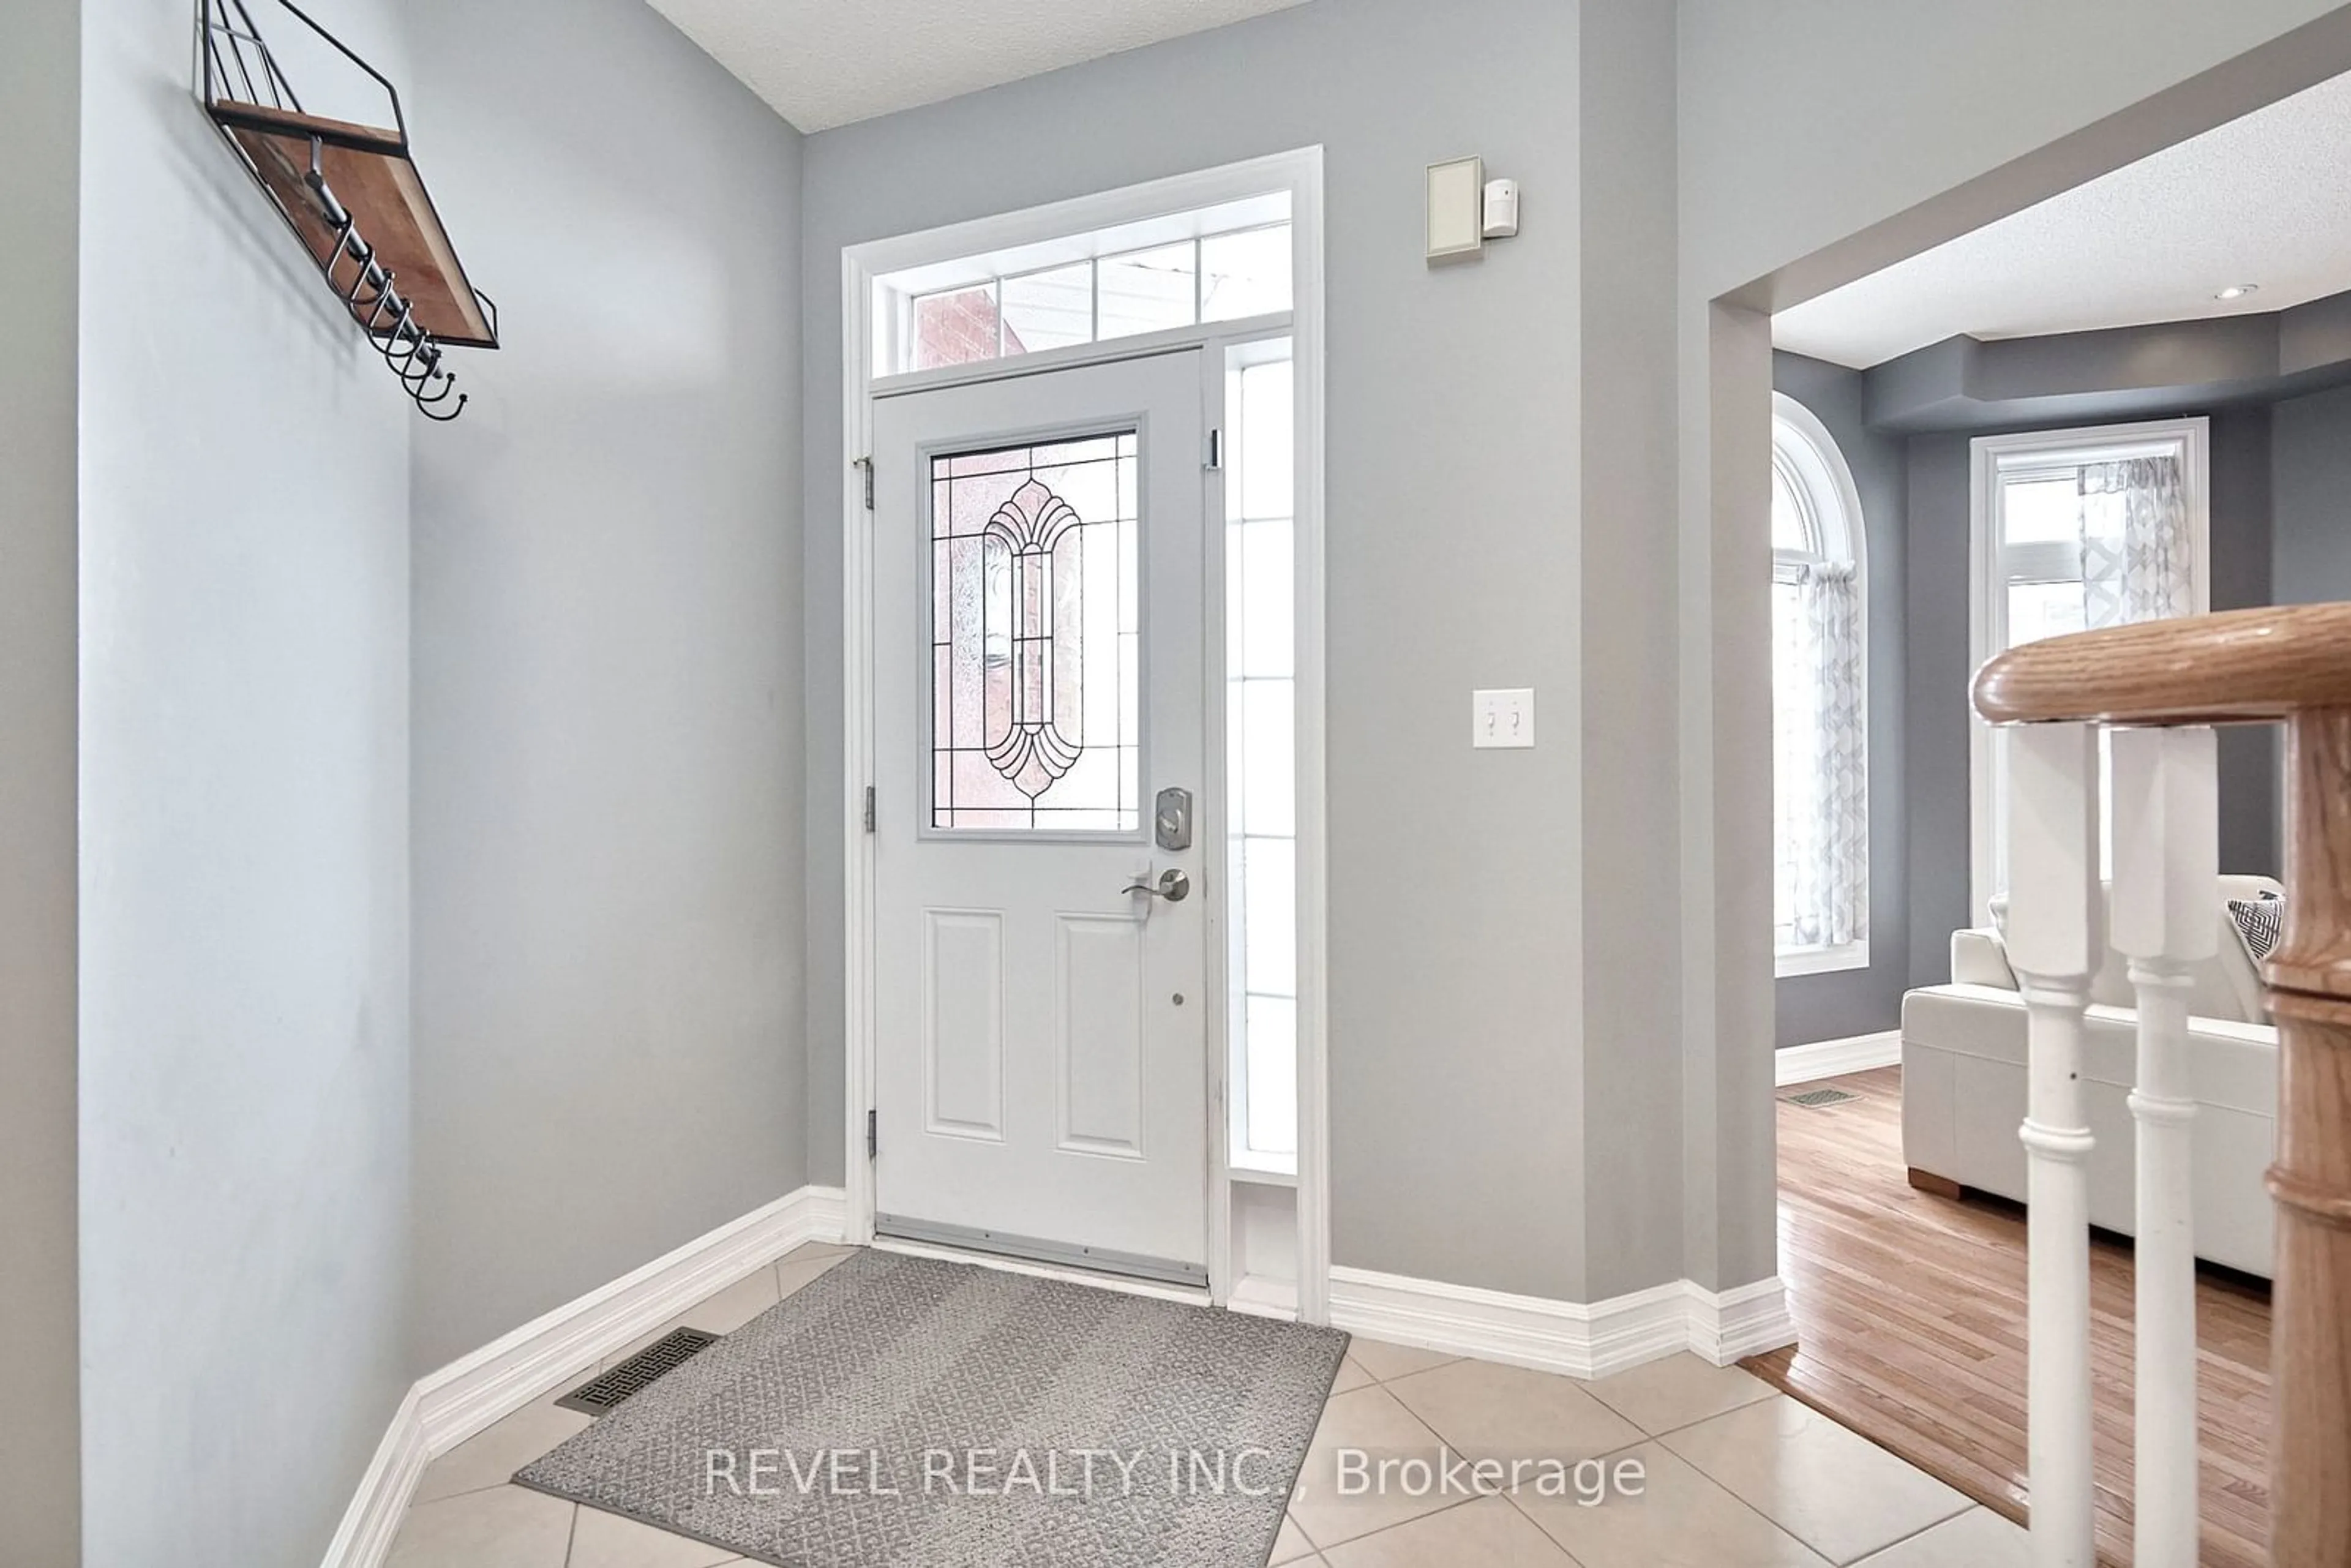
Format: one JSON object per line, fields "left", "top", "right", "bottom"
{"left": 1772, "top": 393, "right": 1869, "bottom": 975}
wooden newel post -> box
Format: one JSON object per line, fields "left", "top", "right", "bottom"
{"left": 2264, "top": 708, "right": 2351, "bottom": 1567}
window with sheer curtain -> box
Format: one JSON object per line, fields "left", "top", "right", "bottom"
{"left": 1967, "top": 419, "right": 2210, "bottom": 918}
{"left": 1772, "top": 396, "right": 1869, "bottom": 977}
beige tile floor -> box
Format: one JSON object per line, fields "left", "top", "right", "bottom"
{"left": 388, "top": 1248, "right": 2031, "bottom": 1567}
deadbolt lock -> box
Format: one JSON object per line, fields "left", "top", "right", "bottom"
{"left": 1155, "top": 787, "right": 1194, "bottom": 852}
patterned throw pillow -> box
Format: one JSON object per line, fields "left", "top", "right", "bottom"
{"left": 2227, "top": 892, "right": 2285, "bottom": 964}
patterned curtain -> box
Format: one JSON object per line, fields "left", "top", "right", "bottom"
{"left": 2079, "top": 456, "right": 2191, "bottom": 628}
{"left": 1791, "top": 563, "right": 1866, "bottom": 950}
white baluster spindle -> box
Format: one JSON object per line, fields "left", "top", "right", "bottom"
{"left": 2004, "top": 721, "right": 2102, "bottom": 1568}
{"left": 2109, "top": 726, "right": 2217, "bottom": 1568}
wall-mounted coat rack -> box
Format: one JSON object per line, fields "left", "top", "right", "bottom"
{"left": 200, "top": 0, "right": 498, "bottom": 421}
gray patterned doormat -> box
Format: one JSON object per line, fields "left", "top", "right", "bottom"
{"left": 516, "top": 1248, "right": 1349, "bottom": 1567}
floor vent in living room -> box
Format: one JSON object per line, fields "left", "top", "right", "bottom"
{"left": 555, "top": 1327, "right": 721, "bottom": 1416}
{"left": 1780, "top": 1087, "right": 1861, "bottom": 1109}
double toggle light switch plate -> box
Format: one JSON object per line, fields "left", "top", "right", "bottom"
{"left": 1473, "top": 689, "right": 1536, "bottom": 749}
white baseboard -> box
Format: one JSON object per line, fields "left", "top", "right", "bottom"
{"left": 1775, "top": 1029, "right": 1902, "bottom": 1087}
{"left": 313, "top": 1386, "right": 427, "bottom": 1568}
{"left": 414, "top": 1184, "right": 846, "bottom": 1454}
{"left": 1226, "top": 1273, "right": 1301, "bottom": 1322}
{"left": 1327, "top": 1266, "right": 1794, "bottom": 1379}
{"left": 1685, "top": 1276, "right": 1801, "bottom": 1365}
{"left": 321, "top": 1184, "right": 846, "bottom": 1568}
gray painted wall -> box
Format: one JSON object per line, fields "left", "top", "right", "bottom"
{"left": 1770, "top": 353, "right": 1910, "bottom": 1047}
{"left": 1577, "top": 0, "right": 1685, "bottom": 1301}
{"left": 0, "top": 0, "right": 82, "bottom": 1560}
{"left": 1864, "top": 304, "right": 2351, "bottom": 433}
{"left": 2210, "top": 409, "right": 2281, "bottom": 878}
{"left": 75, "top": 1, "right": 414, "bottom": 1562}
{"left": 405, "top": 0, "right": 809, "bottom": 1368}
{"left": 2273, "top": 382, "right": 2351, "bottom": 610}
{"left": 2270, "top": 384, "right": 2351, "bottom": 867}
{"left": 1901, "top": 435, "right": 1976, "bottom": 986}
{"left": 803, "top": 0, "right": 1599, "bottom": 1301}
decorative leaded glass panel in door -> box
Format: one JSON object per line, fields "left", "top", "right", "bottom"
{"left": 929, "top": 433, "right": 1141, "bottom": 831}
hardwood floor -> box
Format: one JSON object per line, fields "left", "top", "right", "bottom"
{"left": 1743, "top": 1067, "right": 2274, "bottom": 1567}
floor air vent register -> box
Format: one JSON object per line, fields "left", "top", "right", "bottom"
{"left": 1781, "top": 1087, "right": 1862, "bottom": 1109}
{"left": 198, "top": 0, "right": 498, "bottom": 420}
{"left": 555, "top": 1328, "right": 722, "bottom": 1416}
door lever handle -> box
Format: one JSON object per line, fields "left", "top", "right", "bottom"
{"left": 1122, "top": 869, "right": 1191, "bottom": 903}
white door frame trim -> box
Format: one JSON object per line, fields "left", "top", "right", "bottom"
{"left": 838, "top": 147, "right": 1331, "bottom": 1323}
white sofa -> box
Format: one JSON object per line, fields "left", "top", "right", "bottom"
{"left": 1899, "top": 876, "right": 2282, "bottom": 1278}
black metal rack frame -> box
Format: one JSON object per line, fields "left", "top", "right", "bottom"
{"left": 198, "top": 0, "right": 498, "bottom": 421}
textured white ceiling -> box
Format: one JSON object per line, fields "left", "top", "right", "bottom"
{"left": 645, "top": 0, "right": 1311, "bottom": 132}
{"left": 1774, "top": 69, "right": 2351, "bottom": 369}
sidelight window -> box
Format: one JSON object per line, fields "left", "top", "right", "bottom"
{"left": 1228, "top": 342, "right": 1297, "bottom": 1168}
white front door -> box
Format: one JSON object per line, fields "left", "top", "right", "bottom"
{"left": 871, "top": 350, "right": 1210, "bottom": 1286}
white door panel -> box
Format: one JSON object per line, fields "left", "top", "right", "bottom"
{"left": 872, "top": 350, "right": 1209, "bottom": 1283}
{"left": 923, "top": 909, "right": 1005, "bottom": 1140}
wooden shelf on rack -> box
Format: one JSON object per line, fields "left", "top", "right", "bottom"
{"left": 211, "top": 100, "right": 497, "bottom": 348}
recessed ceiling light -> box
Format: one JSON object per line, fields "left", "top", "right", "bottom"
{"left": 2215, "top": 284, "right": 2260, "bottom": 301}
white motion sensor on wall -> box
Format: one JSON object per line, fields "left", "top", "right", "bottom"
{"left": 1482, "top": 178, "right": 1521, "bottom": 239}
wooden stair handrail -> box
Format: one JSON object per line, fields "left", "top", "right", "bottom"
{"left": 1973, "top": 602, "right": 2351, "bottom": 727}
{"left": 1974, "top": 601, "right": 2351, "bottom": 1565}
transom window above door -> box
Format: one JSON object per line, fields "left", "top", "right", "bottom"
{"left": 871, "top": 192, "right": 1293, "bottom": 378}
{"left": 928, "top": 433, "right": 1141, "bottom": 833}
